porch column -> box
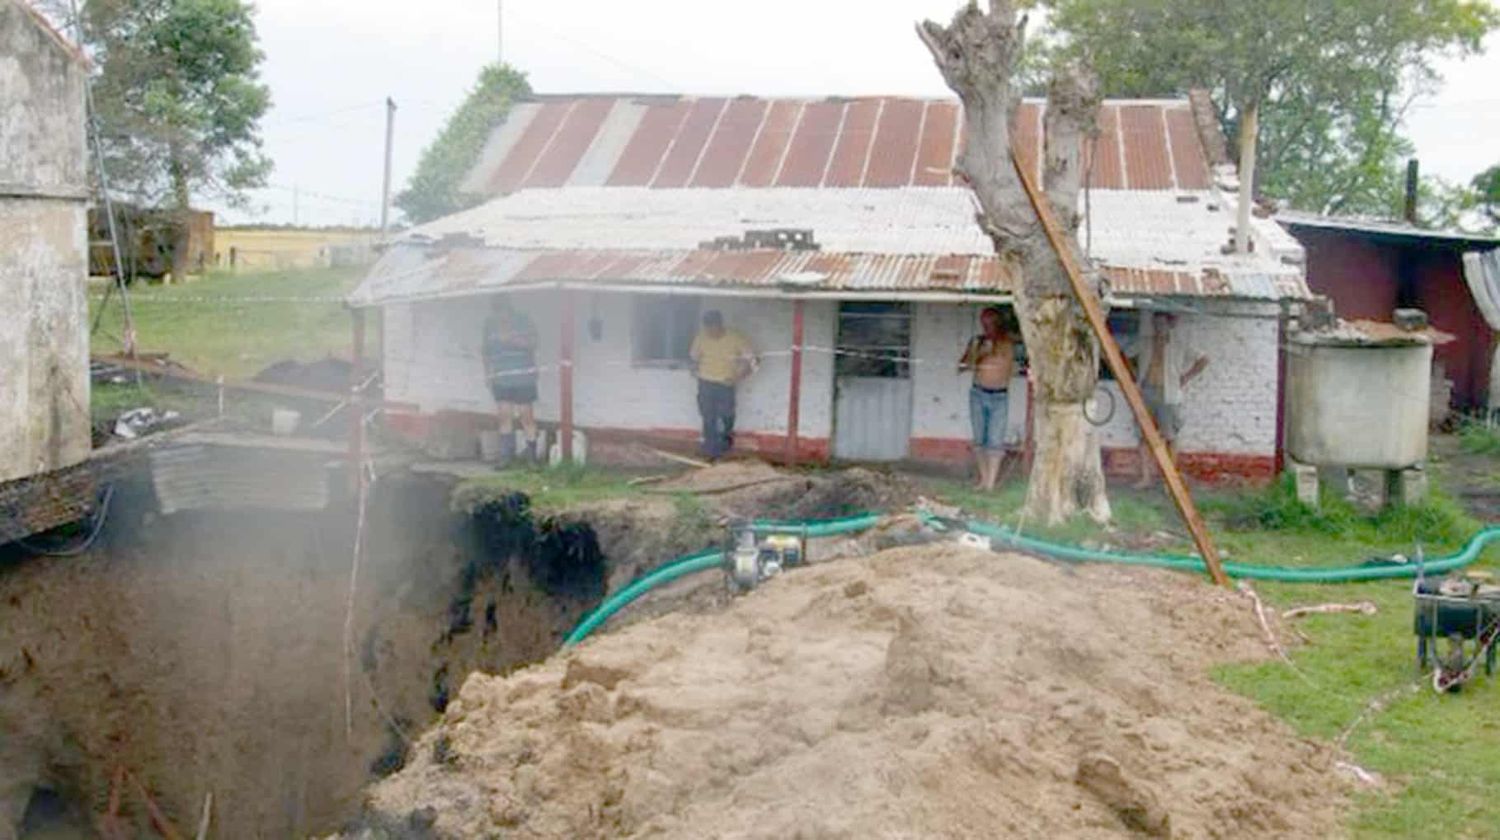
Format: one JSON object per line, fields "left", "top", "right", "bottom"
{"left": 560, "top": 289, "right": 576, "bottom": 463}
{"left": 785, "top": 299, "right": 805, "bottom": 465}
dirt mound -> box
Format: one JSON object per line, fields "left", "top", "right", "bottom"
{"left": 653, "top": 463, "right": 916, "bottom": 521}
{"left": 352, "top": 547, "right": 1350, "bottom": 838}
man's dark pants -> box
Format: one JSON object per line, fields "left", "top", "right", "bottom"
{"left": 697, "top": 379, "right": 736, "bottom": 459}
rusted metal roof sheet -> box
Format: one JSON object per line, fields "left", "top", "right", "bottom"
{"left": 469, "top": 95, "right": 1212, "bottom": 194}
{"left": 349, "top": 245, "right": 1306, "bottom": 307}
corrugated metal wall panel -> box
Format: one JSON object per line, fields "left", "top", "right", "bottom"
{"left": 149, "top": 445, "right": 332, "bottom": 514}
{"left": 833, "top": 378, "right": 913, "bottom": 460}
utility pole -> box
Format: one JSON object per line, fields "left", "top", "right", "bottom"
{"left": 497, "top": 0, "right": 504, "bottom": 63}
{"left": 380, "top": 97, "right": 396, "bottom": 236}
{"left": 293, "top": 184, "right": 299, "bottom": 226}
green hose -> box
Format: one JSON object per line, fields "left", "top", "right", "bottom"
{"left": 963, "top": 520, "right": 1500, "bottom": 583}
{"left": 563, "top": 511, "right": 1500, "bottom": 646}
{"left": 563, "top": 548, "right": 724, "bottom": 646}
{"left": 563, "top": 513, "right": 880, "bottom": 647}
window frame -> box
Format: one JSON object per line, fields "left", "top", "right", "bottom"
{"left": 630, "top": 294, "right": 703, "bottom": 369}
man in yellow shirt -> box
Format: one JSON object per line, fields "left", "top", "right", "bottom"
{"left": 689, "top": 310, "right": 758, "bottom": 460}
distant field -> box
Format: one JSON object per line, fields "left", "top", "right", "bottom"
{"left": 90, "top": 266, "right": 363, "bottom": 379}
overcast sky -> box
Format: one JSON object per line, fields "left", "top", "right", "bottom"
{"left": 221, "top": 0, "right": 1500, "bottom": 227}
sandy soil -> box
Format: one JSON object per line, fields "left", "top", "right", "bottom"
{"left": 354, "top": 545, "right": 1351, "bottom": 839}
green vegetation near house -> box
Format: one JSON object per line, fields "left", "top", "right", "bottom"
{"left": 91, "top": 266, "right": 361, "bottom": 379}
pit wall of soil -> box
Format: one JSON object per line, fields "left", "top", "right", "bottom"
{"left": 0, "top": 461, "right": 715, "bottom": 839}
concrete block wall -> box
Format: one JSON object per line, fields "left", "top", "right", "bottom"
{"left": 1, "top": 1, "right": 90, "bottom": 484}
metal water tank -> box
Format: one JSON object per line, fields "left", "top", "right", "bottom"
{"left": 1286, "top": 332, "right": 1432, "bottom": 469}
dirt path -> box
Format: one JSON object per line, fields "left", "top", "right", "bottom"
{"left": 1431, "top": 433, "right": 1500, "bottom": 521}
{"left": 353, "top": 545, "right": 1352, "bottom": 839}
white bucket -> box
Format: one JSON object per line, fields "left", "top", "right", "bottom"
{"left": 478, "top": 430, "right": 504, "bottom": 462}
{"left": 548, "top": 430, "right": 588, "bottom": 467}
{"left": 271, "top": 408, "right": 301, "bottom": 436}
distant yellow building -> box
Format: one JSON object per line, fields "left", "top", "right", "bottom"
{"left": 214, "top": 227, "right": 380, "bottom": 271}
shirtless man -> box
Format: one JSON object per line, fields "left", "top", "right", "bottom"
{"left": 1132, "top": 311, "right": 1208, "bottom": 488}
{"left": 958, "top": 307, "right": 1015, "bottom": 491}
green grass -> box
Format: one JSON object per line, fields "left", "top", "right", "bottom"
{"left": 1198, "top": 469, "right": 1500, "bottom": 838}
{"left": 449, "top": 464, "right": 670, "bottom": 515}
{"left": 916, "top": 476, "right": 1181, "bottom": 546}
{"left": 1458, "top": 420, "right": 1500, "bottom": 457}
{"left": 91, "top": 266, "right": 362, "bottom": 379}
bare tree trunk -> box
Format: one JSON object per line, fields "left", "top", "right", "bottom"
{"left": 169, "top": 148, "right": 193, "bottom": 282}
{"left": 919, "top": 1, "right": 1110, "bottom": 525}
{"left": 1234, "top": 99, "right": 1259, "bottom": 254}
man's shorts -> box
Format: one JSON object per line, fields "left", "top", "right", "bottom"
{"left": 490, "top": 377, "right": 538, "bottom": 405}
{"left": 968, "top": 386, "right": 1009, "bottom": 451}
{"left": 1142, "top": 386, "right": 1181, "bottom": 442}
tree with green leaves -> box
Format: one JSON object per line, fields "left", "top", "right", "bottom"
{"left": 83, "top": 0, "right": 271, "bottom": 212}
{"left": 1044, "top": 0, "right": 1497, "bottom": 227}
{"left": 1474, "top": 164, "right": 1500, "bottom": 226}
{"left": 396, "top": 64, "right": 531, "bottom": 225}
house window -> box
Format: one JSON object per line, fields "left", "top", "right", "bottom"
{"left": 836, "top": 302, "right": 912, "bottom": 378}
{"left": 632, "top": 295, "right": 701, "bottom": 366}
{"left": 1101, "top": 310, "right": 1141, "bottom": 381}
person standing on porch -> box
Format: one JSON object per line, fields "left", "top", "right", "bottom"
{"left": 1131, "top": 311, "right": 1208, "bottom": 488}
{"left": 482, "top": 297, "right": 541, "bottom": 463}
{"left": 690, "top": 310, "right": 758, "bottom": 461}
{"left": 959, "top": 306, "right": 1015, "bottom": 491}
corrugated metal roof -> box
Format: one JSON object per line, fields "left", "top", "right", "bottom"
{"left": 349, "top": 246, "right": 1305, "bottom": 307}
{"left": 461, "top": 95, "right": 1216, "bottom": 194}
{"left": 400, "top": 186, "right": 1303, "bottom": 280}
{"left": 1277, "top": 211, "right": 1500, "bottom": 248}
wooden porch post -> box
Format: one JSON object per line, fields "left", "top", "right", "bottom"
{"left": 560, "top": 289, "right": 576, "bottom": 463}
{"left": 785, "top": 298, "right": 805, "bottom": 465}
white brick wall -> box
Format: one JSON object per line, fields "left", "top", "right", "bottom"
{"left": 382, "top": 293, "right": 1278, "bottom": 458}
